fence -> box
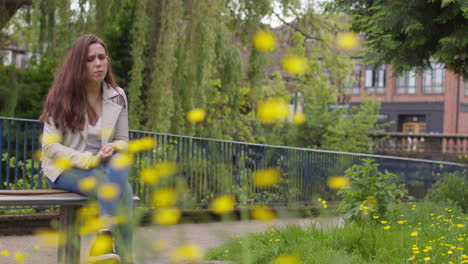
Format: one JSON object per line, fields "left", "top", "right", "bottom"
{"left": 1, "top": 117, "right": 467, "bottom": 209}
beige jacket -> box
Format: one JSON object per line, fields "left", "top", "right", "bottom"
{"left": 41, "top": 82, "right": 129, "bottom": 182}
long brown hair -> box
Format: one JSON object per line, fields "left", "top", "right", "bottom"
{"left": 39, "top": 34, "right": 118, "bottom": 132}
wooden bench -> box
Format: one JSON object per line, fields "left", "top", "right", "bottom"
{"left": 0, "top": 189, "right": 140, "bottom": 264}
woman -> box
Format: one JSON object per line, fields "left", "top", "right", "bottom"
{"left": 39, "top": 34, "right": 133, "bottom": 264}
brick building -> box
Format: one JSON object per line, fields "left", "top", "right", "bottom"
{"left": 346, "top": 61, "right": 468, "bottom": 135}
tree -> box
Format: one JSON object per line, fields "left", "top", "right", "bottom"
{"left": 330, "top": 0, "right": 468, "bottom": 79}
{"left": 0, "top": 0, "right": 33, "bottom": 29}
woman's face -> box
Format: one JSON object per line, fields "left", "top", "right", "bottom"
{"left": 85, "top": 43, "right": 108, "bottom": 85}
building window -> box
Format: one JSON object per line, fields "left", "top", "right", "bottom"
{"left": 396, "top": 70, "right": 417, "bottom": 94}
{"left": 422, "top": 62, "right": 445, "bottom": 94}
{"left": 365, "top": 65, "right": 386, "bottom": 94}
{"left": 465, "top": 79, "right": 468, "bottom": 95}
{"left": 345, "top": 64, "right": 362, "bottom": 94}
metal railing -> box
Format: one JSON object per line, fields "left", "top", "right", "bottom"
{"left": 1, "top": 117, "right": 467, "bottom": 209}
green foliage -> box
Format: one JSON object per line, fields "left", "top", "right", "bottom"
{"left": 338, "top": 159, "right": 406, "bottom": 222}
{"left": 206, "top": 202, "right": 467, "bottom": 264}
{"left": 425, "top": 171, "right": 468, "bottom": 212}
{"left": 1, "top": 153, "right": 40, "bottom": 190}
{"left": 330, "top": 0, "right": 468, "bottom": 79}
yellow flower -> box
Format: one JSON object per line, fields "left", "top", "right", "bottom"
{"left": 78, "top": 177, "right": 97, "bottom": 192}
{"left": 456, "top": 224, "right": 465, "bottom": 228}
{"left": 79, "top": 216, "right": 113, "bottom": 235}
{"left": 79, "top": 155, "right": 100, "bottom": 169}
{"left": 186, "top": 108, "right": 206, "bottom": 123}
{"left": 210, "top": 195, "right": 235, "bottom": 215}
{"left": 53, "top": 156, "right": 72, "bottom": 170}
{"left": 77, "top": 203, "right": 100, "bottom": 220}
{"left": 89, "top": 233, "right": 113, "bottom": 257}
{"left": 327, "top": 176, "right": 350, "bottom": 190}
{"left": 273, "top": 254, "right": 300, "bottom": 264}
{"left": 408, "top": 255, "right": 415, "bottom": 261}
{"left": 250, "top": 206, "right": 276, "bottom": 221}
{"left": 423, "top": 257, "right": 431, "bottom": 261}
{"left": 380, "top": 220, "right": 388, "bottom": 224}
{"left": 1, "top": 250, "right": 10, "bottom": 256}
{"left": 252, "top": 168, "right": 281, "bottom": 187}
{"left": 169, "top": 244, "right": 203, "bottom": 262}
{"left": 281, "top": 55, "right": 307, "bottom": 75}
{"left": 447, "top": 250, "right": 453, "bottom": 254}
{"left": 292, "top": 113, "right": 306, "bottom": 124}
{"left": 152, "top": 188, "right": 177, "bottom": 208}
{"left": 154, "top": 162, "right": 178, "bottom": 177}
{"left": 33, "top": 150, "right": 42, "bottom": 161}
{"left": 152, "top": 240, "right": 167, "bottom": 252}
{"left": 373, "top": 216, "right": 380, "bottom": 219}
{"left": 252, "top": 30, "right": 276, "bottom": 52}
{"left": 383, "top": 225, "right": 391, "bottom": 230}
{"left": 139, "top": 167, "right": 159, "bottom": 185}
{"left": 336, "top": 32, "right": 359, "bottom": 51}
{"left": 410, "top": 231, "right": 418, "bottom": 237}
{"left": 128, "top": 139, "right": 144, "bottom": 153}
{"left": 109, "top": 153, "right": 132, "bottom": 169}
{"left": 153, "top": 208, "right": 181, "bottom": 225}
{"left": 256, "top": 97, "right": 289, "bottom": 124}
{"left": 397, "top": 220, "right": 407, "bottom": 225}
{"left": 99, "top": 127, "right": 115, "bottom": 139}
{"left": 14, "top": 251, "right": 24, "bottom": 263}
{"left": 35, "top": 229, "right": 63, "bottom": 247}
{"left": 139, "top": 137, "right": 157, "bottom": 150}
{"left": 33, "top": 245, "right": 40, "bottom": 251}
{"left": 97, "top": 184, "right": 120, "bottom": 201}
{"left": 41, "top": 132, "right": 62, "bottom": 145}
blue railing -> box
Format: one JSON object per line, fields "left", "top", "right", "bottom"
{"left": 1, "top": 116, "right": 467, "bottom": 209}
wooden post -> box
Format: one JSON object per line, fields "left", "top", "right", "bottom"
{"left": 58, "top": 205, "right": 82, "bottom": 264}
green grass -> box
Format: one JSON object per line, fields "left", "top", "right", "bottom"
{"left": 206, "top": 202, "right": 467, "bottom": 264}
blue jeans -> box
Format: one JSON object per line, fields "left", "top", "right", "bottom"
{"left": 47, "top": 162, "right": 133, "bottom": 261}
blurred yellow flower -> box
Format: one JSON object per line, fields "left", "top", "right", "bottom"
{"left": 273, "top": 254, "right": 301, "bottom": 264}
{"left": 33, "top": 150, "right": 42, "bottom": 161}
{"left": 0, "top": 250, "right": 9, "bottom": 256}
{"left": 292, "top": 113, "right": 306, "bottom": 124}
{"left": 33, "top": 245, "right": 40, "bottom": 252}
{"left": 336, "top": 32, "right": 359, "bottom": 51}
{"left": 381, "top": 220, "right": 388, "bottom": 224}
{"left": 252, "top": 168, "right": 281, "bottom": 187}
{"left": 397, "top": 220, "right": 407, "bottom": 225}
{"left": 128, "top": 139, "right": 144, "bottom": 153}
{"left": 77, "top": 203, "right": 100, "bottom": 220}
{"left": 109, "top": 153, "right": 132, "bottom": 169}
{"left": 383, "top": 225, "right": 391, "bottom": 230}
{"left": 456, "top": 224, "right": 465, "bottom": 228}
{"left": 210, "top": 195, "right": 235, "bottom": 215}
{"left": 186, "top": 108, "right": 206, "bottom": 123}
{"left": 154, "top": 162, "right": 178, "bottom": 177}
{"left": 99, "top": 127, "right": 115, "bottom": 139}
{"left": 139, "top": 167, "right": 159, "bottom": 185}
{"left": 97, "top": 184, "right": 120, "bottom": 201}
{"left": 256, "top": 97, "right": 289, "bottom": 124}
{"left": 423, "top": 257, "right": 431, "bottom": 261}
{"left": 250, "top": 206, "right": 276, "bottom": 221}
{"left": 373, "top": 216, "right": 380, "bottom": 219}
{"left": 41, "top": 132, "right": 62, "bottom": 145}
{"left": 14, "top": 251, "right": 24, "bottom": 263}
{"left": 366, "top": 196, "right": 379, "bottom": 206}
{"left": 152, "top": 188, "right": 177, "bottom": 208}
{"left": 152, "top": 240, "right": 167, "bottom": 251}
{"left": 410, "top": 231, "right": 418, "bottom": 237}
{"left": 79, "top": 217, "right": 113, "bottom": 235}
{"left": 79, "top": 155, "right": 100, "bottom": 169}
{"left": 153, "top": 208, "right": 181, "bottom": 225}
{"left": 78, "top": 177, "right": 97, "bottom": 192}
{"left": 53, "top": 156, "right": 72, "bottom": 170}
{"left": 281, "top": 55, "right": 307, "bottom": 75}
{"left": 252, "top": 30, "right": 276, "bottom": 52}
{"left": 169, "top": 244, "right": 204, "bottom": 262}
{"left": 327, "top": 176, "right": 350, "bottom": 190}
{"left": 139, "top": 137, "right": 157, "bottom": 150}
{"left": 35, "top": 229, "right": 63, "bottom": 247}
{"left": 89, "top": 234, "right": 113, "bottom": 257}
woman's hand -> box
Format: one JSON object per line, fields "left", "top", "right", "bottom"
{"left": 97, "top": 143, "right": 115, "bottom": 160}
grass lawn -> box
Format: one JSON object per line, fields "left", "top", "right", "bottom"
{"left": 206, "top": 202, "right": 467, "bottom": 263}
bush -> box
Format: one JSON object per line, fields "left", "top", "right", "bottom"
{"left": 337, "top": 159, "right": 407, "bottom": 222}
{"left": 425, "top": 171, "right": 468, "bottom": 212}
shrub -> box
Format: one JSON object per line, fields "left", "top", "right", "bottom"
{"left": 337, "top": 159, "right": 407, "bottom": 222}
{"left": 425, "top": 171, "right": 468, "bottom": 212}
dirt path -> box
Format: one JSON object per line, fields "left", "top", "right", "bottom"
{"left": 0, "top": 217, "right": 342, "bottom": 264}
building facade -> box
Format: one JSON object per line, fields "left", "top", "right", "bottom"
{"left": 347, "top": 61, "right": 468, "bottom": 135}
